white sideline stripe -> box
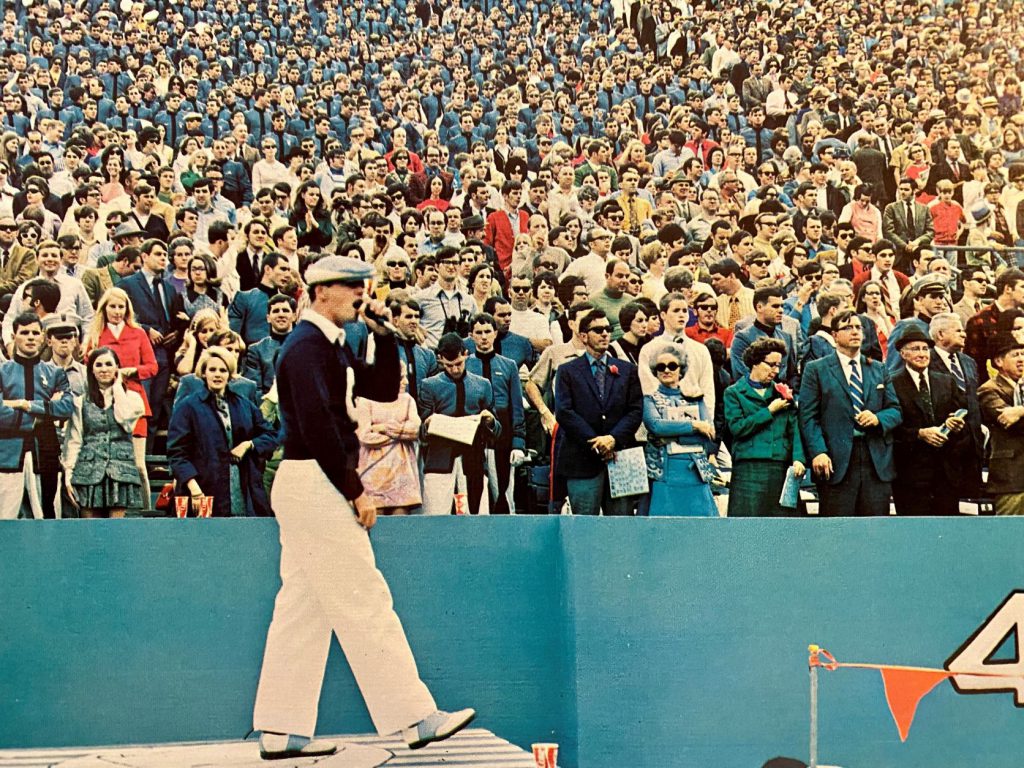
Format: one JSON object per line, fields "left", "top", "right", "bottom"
{"left": 0, "top": 729, "right": 535, "bottom": 767}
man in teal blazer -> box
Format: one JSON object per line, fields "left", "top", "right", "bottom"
{"left": 798, "top": 310, "right": 902, "bottom": 516}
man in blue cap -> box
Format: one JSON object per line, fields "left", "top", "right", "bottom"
{"left": 253, "top": 255, "right": 475, "bottom": 760}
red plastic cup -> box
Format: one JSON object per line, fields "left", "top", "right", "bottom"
{"left": 454, "top": 493, "right": 466, "bottom": 515}
{"left": 174, "top": 497, "right": 189, "bottom": 518}
{"left": 532, "top": 743, "right": 558, "bottom": 768}
{"left": 198, "top": 496, "right": 214, "bottom": 518}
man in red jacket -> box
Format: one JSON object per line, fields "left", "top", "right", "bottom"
{"left": 484, "top": 180, "right": 529, "bottom": 279}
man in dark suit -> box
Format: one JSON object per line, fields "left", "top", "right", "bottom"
{"left": 419, "top": 333, "right": 499, "bottom": 516}
{"left": 925, "top": 138, "right": 971, "bottom": 203}
{"left": 555, "top": 308, "right": 643, "bottom": 516}
{"left": 798, "top": 310, "right": 903, "bottom": 516}
{"left": 882, "top": 178, "right": 934, "bottom": 261}
{"left": 977, "top": 336, "right": 1024, "bottom": 515}
{"left": 891, "top": 327, "right": 968, "bottom": 515}
{"left": 120, "top": 238, "right": 178, "bottom": 439}
{"left": 929, "top": 312, "right": 985, "bottom": 498}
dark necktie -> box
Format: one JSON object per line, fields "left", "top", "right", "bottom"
{"left": 480, "top": 353, "right": 492, "bottom": 381}
{"left": 594, "top": 359, "right": 606, "bottom": 399}
{"left": 918, "top": 372, "right": 934, "bottom": 422}
{"left": 949, "top": 354, "right": 966, "bottom": 392}
{"left": 258, "top": 110, "right": 266, "bottom": 137}
{"left": 152, "top": 276, "right": 168, "bottom": 321}
{"left": 906, "top": 201, "right": 915, "bottom": 238}
{"left": 400, "top": 340, "right": 418, "bottom": 401}
{"left": 755, "top": 131, "right": 763, "bottom": 161}
{"left": 454, "top": 377, "right": 466, "bottom": 416}
{"left": 276, "top": 132, "right": 286, "bottom": 162}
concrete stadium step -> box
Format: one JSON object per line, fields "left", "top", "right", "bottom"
{"left": 0, "top": 729, "right": 534, "bottom": 768}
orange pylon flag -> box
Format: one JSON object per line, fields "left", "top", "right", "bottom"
{"left": 879, "top": 667, "right": 951, "bottom": 742}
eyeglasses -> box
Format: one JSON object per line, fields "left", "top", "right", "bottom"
{"left": 802, "top": 275, "right": 822, "bottom": 282}
{"left": 0, "top": 224, "right": 16, "bottom": 231}
{"left": 761, "top": 360, "right": 782, "bottom": 369}
{"left": 510, "top": 285, "right": 531, "bottom": 293}
{"left": 587, "top": 325, "right": 612, "bottom": 335}
{"left": 385, "top": 260, "right": 405, "bottom": 268}
{"left": 605, "top": 214, "right": 624, "bottom": 222}
{"left": 696, "top": 304, "right": 717, "bottom": 311}
{"left": 26, "top": 188, "right": 41, "bottom": 194}
{"left": 654, "top": 361, "right": 680, "bottom": 372}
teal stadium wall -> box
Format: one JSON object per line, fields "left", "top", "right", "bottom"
{"left": 2, "top": 517, "right": 1024, "bottom": 768}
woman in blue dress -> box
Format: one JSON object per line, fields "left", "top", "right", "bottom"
{"left": 642, "top": 344, "right": 718, "bottom": 517}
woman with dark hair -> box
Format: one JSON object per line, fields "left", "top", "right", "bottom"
{"left": 63, "top": 347, "right": 147, "bottom": 518}
{"left": 610, "top": 301, "right": 650, "bottom": 364}
{"left": 856, "top": 279, "right": 895, "bottom": 357}
{"left": 414, "top": 175, "right": 451, "bottom": 212}
{"left": 289, "top": 180, "right": 334, "bottom": 249}
{"left": 98, "top": 146, "right": 126, "bottom": 203}
{"left": 168, "top": 346, "right": 277, "bottom": 517}
{"left": 723, "top": 336, "right": 806, "bottom": 517}
{"left": 504, "top": 155, "right": 529, "bottom": 183}
{"left": 169, "top": 252, "right": 229, "bottom": 332}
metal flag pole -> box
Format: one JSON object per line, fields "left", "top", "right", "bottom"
{"left": 808, "top": 645, "right": 820, "bottom": 768}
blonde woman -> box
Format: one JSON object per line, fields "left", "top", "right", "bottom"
{"left": 82, "top": 287, "right": 157, "bottom": 503}
{"left": 175, "top": 308, "right": 224, "bottom": 376}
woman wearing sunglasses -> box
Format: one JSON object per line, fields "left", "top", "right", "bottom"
{"left": 723, "top": 337, "right": 806, "bottom": 517}
{"left": 642, "top": 344, "right": 717, "bottom": 517}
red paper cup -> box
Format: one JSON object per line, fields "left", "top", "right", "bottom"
{"left": 174, "top": 497, "right": 189, "bottom": 518}
{"left": 198, "top": 496, "right": 214, "bottom": 518}
{"left": 532, "top": 743, "right": 558, "bottom": 768}
{"left": 454, "top": 493, "right": 466, "bottom": 515}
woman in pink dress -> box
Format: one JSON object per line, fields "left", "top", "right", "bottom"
{"left": 355, "top": 377, "right": 422, "bottom": 515}
{"left": 83, "top": 287, "right": 158, "bottom": 503}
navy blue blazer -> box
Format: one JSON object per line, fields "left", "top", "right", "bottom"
{"left": 418, "top": 370, "right": 499, "bottom": 473}
{"left": 120, "top": 270, "right": 172, "bottom": 336}
{"left": 466, "top": 352, "right": 526, "bottom": 451}
{"left": 798, "top": 352, "right": 902, "bottom": 485}
{"left": 167, "top": 387, "right": 278, "bottom": 517}
{"left": 554, "top": 354, "right": 643, "bottom": 479}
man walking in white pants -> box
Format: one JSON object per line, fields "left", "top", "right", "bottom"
{"left": 252, "top": 256, "right": 474, "bottom": 760}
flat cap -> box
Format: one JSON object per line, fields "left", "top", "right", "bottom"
{"left": 305, "top": 255, "right": 374, "bottom": 286}
{"left": 461, "top": 215, "right": 485, "bottom": 231}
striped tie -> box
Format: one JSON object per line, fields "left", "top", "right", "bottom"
{"left": 849, "top": 358, "right": 864, "bottom": 416}
{"left": 949, "top": 354, "right": 966, "bottom": 392}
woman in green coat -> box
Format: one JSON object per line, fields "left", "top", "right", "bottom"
{"left": 724, "top": 337, "right": 806, "bottom": 517}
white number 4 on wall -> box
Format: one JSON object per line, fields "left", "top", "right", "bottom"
{"left": 946, "top": 591, "right": 1024, "bottom": 705}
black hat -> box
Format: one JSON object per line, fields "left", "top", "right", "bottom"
{"left": 894, "top": 326, "right": 934, "bottom": 351}
{"left": 992, "top": 333, "right": 1024, "bottom": 360}
{"left": 461, "top": 215, "right": 485, "bottom": 232}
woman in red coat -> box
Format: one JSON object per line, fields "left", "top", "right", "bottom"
{"left": 83, "top": 287, "right": 158, "bottom": 503}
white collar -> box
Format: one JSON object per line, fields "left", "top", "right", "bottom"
{"left": 301, "top": 307, "right": 346, "bottom": 347}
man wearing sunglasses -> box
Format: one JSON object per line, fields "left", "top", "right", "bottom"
{"left": 554, "top": 308, "right": 643, "bottom": 516}
{"left": 0, "top": 216, "right": 37, "bottom": 296}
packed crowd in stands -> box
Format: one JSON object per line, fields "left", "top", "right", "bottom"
{"left": 0, "top": 0, "right": 1023, "bottom": 518}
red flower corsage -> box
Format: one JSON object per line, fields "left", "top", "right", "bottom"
{"left": 774, "top": 382, "right": 794, "bottom": 401}
{"left": 608, "top": 364, "right": 619, "bottom": 375}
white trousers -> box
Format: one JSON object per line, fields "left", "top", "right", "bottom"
{"left": 485, "top": 448, "right": 515, "bottom": 513}
{"left": 253, "top": 460, "right": 436, "bottom": 737}
{"left": 421, "top": 457, "right": 490, "bottom": 515}
{"left": 0, "top": 453, "right": 42, "bottom": 520}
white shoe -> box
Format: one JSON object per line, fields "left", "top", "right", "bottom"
{"left": 403, "top": 708, "right": 476, "bottom": 750}
{"left": 258, "top": 732, "right": 337, "bottom": 760}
